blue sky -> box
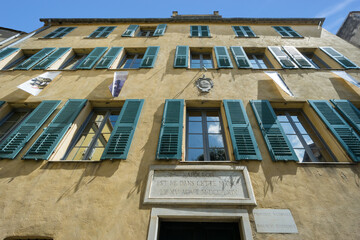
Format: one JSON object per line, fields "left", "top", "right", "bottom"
{"left": 1, "top": 0, "right": 359, "bottom": 34}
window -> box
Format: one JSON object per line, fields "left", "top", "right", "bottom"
{"left": 276, "top": 110, "right": 335, "bottom": 162}
{"left": 14, "top": 48, "right": 56, "bottom": 70}
{"left": 248, "top": 54, "right": 271, "bottom": 69}
{"left": 186, "top": 109, "right": 228, "bottom": 161}
{"left": 302, "top": 52, "right": 330, "bottom": 69}
{"left": 137, "top": 28, "right": 155, "bottom": 37}
{"left": 43, "top": 27, "right": 76, "bottom": 39}
{"left": 88, "top": 26, "right": 116, "bottom": 38}
{"left": 273, "top": 26, "right": 302, "bottom": 37}
{"left": 63, "top": 109, "right": 120, "bottom": 160}
{"left": 190, "top": 25, "right": 210, "bottom": 37}
{"left": 190, "top": 52, "right": 214, "bottom": 69}
{"left": 59, "top": 52, "right": 87, "bottom": 70}
{"left": 0, "top": 109, "right": 31, "bottom": 142}
{"left": 118, "top": 53, "right": 143, "bottom": 69}
{"left": 232, "top": 26, "right": 256, "bottom": 37}
{"left": 117, "top": 46, "right": 159, "bottom": 69}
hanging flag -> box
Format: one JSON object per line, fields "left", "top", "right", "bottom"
{"left": 331, "top": 71, "right": 360, "bottom": 88}
{"left": 17, "top": 72, "right": 61, "bottom": 96}
{"left": 264, "top": 71, "right": 294, "bottom": 97}
{"left": 109, "top": 71, "right": 128, "bottom": 97}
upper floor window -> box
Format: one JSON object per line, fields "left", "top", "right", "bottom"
{"left": 122, "top": 24, "right": 167, "bottom": 37}
{"left": 232, "top": 26, "right": 256, "bottom": 37}
{"left": 272, "top": 26, "right": 302, "bottom": 38}
{"left": 88, "top": 26, "right": 116, "bottom": 38}
{"left": 248, "top": 54, "right": 272, "bottom": 69}
{"left": 301, "top": 52, "right": 330, "bottom": 69}
{"left": 0, "top": 109, "right": 31, "bottom": 143}
{"left": 43, "top": 27, "right": 76, "bottom": 39}
{"left": 190, "top": 26, "right": 210, "bottom": 37}
{"left": 118, "top": 52, "right": 144, "bottom": 69}
{"left": 190, "top": 52, "right": 214, "bottom": 69}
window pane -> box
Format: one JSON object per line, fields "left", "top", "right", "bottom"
{"left": 0, "top": 112, "right": 28, "bottom": 140}
{"left": 189, "top": 121, "right": 202, "bottom": 133}
{"left": 280, "top": 122, "right": 295, "bottom": 134}
{"left": 209, "top": 149, "right": 226, "bottom": 161}
{"left": 295, "top": 122, "right": 307, "bottom": 134}
{"left": 187, "top": 149, "right": 204, "bottom": 161}
{"left": 287, "top": 135, "right": 303, "bottom": 148}
{"left": 208, "top": 134, "right": 224, "bottom": 148}
{"left": 188, "top": 112, "right": 201, "bottom": 121}
{"left": 207, "top": 122, "right": 221, "bottom": 133}
{"left": 206, "top": 112, "right": 219, "bottom": 121}
{"left": 188, "top": 134, "right": 203, "bottom": 148}
{"left": 303, "top": 134, "right": 314, "bottom": 145}
{"left": 294, "top": 149, "right": 308, "bottom": 162}
{"left": 277, "top": 115, "right": 288, "bottom": 122}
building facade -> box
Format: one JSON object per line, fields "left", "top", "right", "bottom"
{"left": 0, "top": 12, "right": 359, "bottom": 240}
{"left": 337, "top": 11, "right": 360, "bottom": 48}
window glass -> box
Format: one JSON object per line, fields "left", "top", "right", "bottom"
{"left": 302, "top": 52, "right": 330, "bottom": 69}
{"left": 190, "top": 53, "right": 214, "bottom": 69}
{"left": 0, "top": 110, "right": 30, "bottom": 142}
{"left": 118, "top": 54, "right": 143, "bottom": 69}
{"left": 138, "top": 30, "right": 155, "bottom": 37}
{"left": 247, "top": 54, "right": 270, "bottom": 69}
{"left": 59, "top": 54, "right": 87, "bottom": 70}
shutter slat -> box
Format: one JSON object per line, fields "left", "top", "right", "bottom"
{"left": 140, "top": 46, "right": 160, "bottom": 68}
{"left": 268, "top": 46, "right": 297, "bottom": 69}
{"left": 14, "top": 48, "right": 56, "bottom": 70}
{"left": 33, "top": 48, "right": 71, "bottom": 70}
{"left": 230, "top": 46, "right": 252, "bottom": 68}
{"left": 320, "top": 47, "right": 358, "bottom": 69}
{"left": 250, "top": 100, "right": 298, "bottom": 161}
{"left": 153, "top": 24, "right": 167, "bottom": 36}
{"left": 122, "top": 25, "right": 139, "bottom": 37}
{"left": 156, "top": 99, "right": 184, "bottom": 160}
{"left": 0, "top": 100, "right": 60, "bottom": 159}
{"left": 99, "top": 26, "right": 116, "bottom": 38}
{"left": 44, "top": 27, "right": 76, "bottom": 38}
{"left": 273, "top": 26, "right": 301, "bottom": 37}
{"left": 76, "top": 47, "right": 108, "bottom": 69}
{"left": 283, "top": 46, "right": 314, "bottom": 68}
{"left": 23, "top": 99, "right": 87, "bottom": 160}
{"left": 309, "top": 100, "right": 360, "bottom": 162}
{"left": 331, "top": 100, "right": 360, "bottom": 133}
{"left": 56, "top": 27, "right": 76, "bottom": 38}
{"left": 214, "top": 46, "right": 233, "bottom": 68}
{"left": 101, "top": 99, "right": 144, "bottom": 160}
{"left": 88, "top": 27, "right": 105, "bottom": 38}
{"left": 95, "top": 47, "right": 123, "bottom": 69}
{"left": 224, "top": 100, "right": 262, "bottom": 160}
{"left": 0, "top": 48, "right": 20, "bottom": 60}
{"left": 174, "top": 46, "right": 189, "bottom": 68}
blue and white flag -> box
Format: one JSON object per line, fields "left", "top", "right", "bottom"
{"left": 109, "top": 71, "right": 128, "bottom": 97}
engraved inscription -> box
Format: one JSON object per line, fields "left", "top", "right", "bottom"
{"left": 253, "top": 209, "right": 298, "bottom": 233}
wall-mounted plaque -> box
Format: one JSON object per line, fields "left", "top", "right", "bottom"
{"left": 254, "top": 209, "right": 298, "bottom": 233}
{"left": 144, "top": 165, "right": 256, "bottom": 205}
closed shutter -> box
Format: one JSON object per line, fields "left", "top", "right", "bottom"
{"left": 89, "top": 26, "right": 116, "bottom": 38}
{"left": 33, "top": 48, "right": 71, "bottom": 70}
{"left": 95, "top": 47, "right": 123, "bottom": 69}
{"left": 101, "top": 99, "right": 144, "bottom": 160}
{"left": 156, "top": 99, "right": 184, "bottom": 160}
{"left": 56, "top": 27, "right": 76, "bottom": 38}
{"left": 230, "top": 46, "right": 252, "bottom": 68}
{"left": 223, "top": 100, "right": 262, "bottom": 160}
{"left": 99, "top": 26, "right": 116, "bottom": 38}
{"left": 214, "top": 46, "right": 233, "bottom": 68}
{"left": 190, "top": 26, "right": 199, "bottom": 37}
{"left": 232, "top": 26, "right": 256, "bottom": 37}
{"left": 0, "top": 100, "right": 60, "bottom": 159}
{"left": 76, "top": 47, "right": 108, "bottom": 69}
{"left": 122, "top": 25, "right": 139, "bottom": 37}
{"left": 14, "top": 48, "right": 56, "bottom": 70}
{"left": 309, "top": 100, "right": 360, "bottom": 162}
{"left": 174, "top": 46, "right": 189, "bottom": 68}
{"left": 331, "top": 100, "right": 360, "bottom": 133}
{"left": 250, "top": 100, "right": 298, "bottom": 161}
{"left": 319, "top": 47, "right": 358, "bottom": 69}
{"left": 273, "top": 26, "right": 301, "bottom": 37}
{"left": 154, "top": 24, "right": 167, "bottom": 36}
{"left": 23, "top": 99, "right": 87, "bottom": 160}
{"left": 242, "top": 26, "right": 256, "bottom": 37}
{"left": 201, "top": 26, "right": 210, "bottom": 37}
{"left": 283, "top": 46, "right": 314, "bottom": 68}
{"left": 44, "top": 27, "right": 76, "bottom": 38}
{"left": 268, "top": 46, "right": 297, "bottom": 68}
{"left": 88, "top": 27, "right": 106, "bottom": 38}
{"left": 0, "top": 48, "right": 20, "bottom": 60}
{"left": 282, "top": 26, "right": 302, "bottom": 37}
{"left": 140, "top": 46, "right": 160, "bottom": 68}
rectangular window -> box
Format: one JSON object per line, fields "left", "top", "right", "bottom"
{"left": 88, "top": 26, "right": 116, "bottom": 38}
{"left": 76, "top": 47, "right": 108, "bottom": 70}
{"left": 190, "top": 25, "right": 210, "bottom": 37}
{"left": 43, "top": 27, "right": 76, "bottom": 39}
{"left": 190, "top": 51, "right": 214, "bottom": 69}
{"left": 118, "top": 52, "right": 144, "bottom": 69}
{"left": 59, "top": 52, "right": 87, "bottom": 70}
{"left": 186, "top": 109, "right": 228, "bottom": 161}
{"left": 282, "top": 46, "right": 315, "bottom": 68}
{"left": 247, "top": 53, "right": 272, "bottom": 69}
{"left": 268, "top": 46, "right": 297, "bottom": 69}
{"left": 302, "top": 52, "right": 330, "bottom": 69}
{"left": 232, "top": 26, "right": 256, "bottom": 37}
{"left": 273, "top": 26, "right": 302, "bottom": 37}
{"left": 0, "top": 109, "right": 31, "bottom": 142}
{"left": 174, "top": 45, "right": 189, "bottom": 68}
{"left": 137, "top": 28, "right": 155, "bottom": 37}
{"left": 214, "top": 46, "right": 233, "bottom": 68}
{"left": 230, "top": 46, "right": 252, "bottom": 68}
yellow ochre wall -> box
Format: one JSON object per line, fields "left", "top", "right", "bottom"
{"left": 0, "top": 21, "right": 359, "bottom": 240}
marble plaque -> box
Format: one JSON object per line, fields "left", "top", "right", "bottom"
{"left": 144, "top": 165, "right": 256, "bottom": 205}
{"left": 253, "top": 209, "right": 298, "bottom": 233}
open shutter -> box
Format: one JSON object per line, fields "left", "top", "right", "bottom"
{"left": 174, "top": 46, "right": 189, "bottom": 68}
{"left": 76, "top": 47, "right": 108, "bottom": 69}
{"left": 309, "top": 100, "right": 360, "bottom": 162}
{"left": 95, "top": 47, "right": 123, "bottom": 69}
{"left": 156, "top": 99, "right": 184, "bottom": 160}
{"left": 230, "top": 46, "right": 252, "bottom": 68}
{"left": 214, "top": 46, "right": 233, "bottom": 68}
{"left": 101, "top": 99, "right": 144, "bottom": 160}
{"left": 23, "top": 99, "right": 87, "bottom": 160}
{"left": 154, "top": 24, "right": 167, "bottom": 36}
{"left": 268, "top": 46, "right": 297, "bottom": 69}
{"left": 56, "top": 27, "right": 76, "bottom": 38}
{"left": 33, "top": 48, "right": 71, "bottom": 70}
{"left": 320, "top": 47, "right": 358, "bottom": 69}
{"left": 331, "top": 100, "right": 360, "bottom": 133}
{"left": 250, "top": 100, "right": 298, "bottom": 161}
{"left": 0, "top": 100, "right": 60, "bottom": 159}
{"left": 140, "top": 46, "right": 160, "bottom": 68}
{"left": 190, "top": 26, "right": 199, "bottom": 37}
{"left": 122, "top": 25, "right": 139, "bottom": 37}
{"left": 283, "top": 46, "right": 314, "bottom": 68}
{"left": 14, "top": 48, "right": 56, "bottom": 70}
{"left": 0, "top": 48, "right": 20, "bottom": 60}
{"left": 223, "top": 100, "right": 262, "bottom": 160}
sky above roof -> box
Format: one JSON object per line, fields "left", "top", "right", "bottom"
{"left": 1, "top": 0, "right": 359, "bottom": 34}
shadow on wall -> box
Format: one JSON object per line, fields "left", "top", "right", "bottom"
{"left": 257, "top": 79, "right": 285, "bottom": 101}
{"left": 329, "top": 77, "right": 360, "bottom": 100}
{"left": 2, "top": 88, "right": 31, "bottom": 102}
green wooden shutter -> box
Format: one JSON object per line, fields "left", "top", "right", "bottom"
{"left": 56, "top": 27, "right": 76, "bottom": 38}
{"left": 154, "top": 24, "right": 167, "bottom": 36}
{"left": 242, "top": 26, "right": 256, "bottom": 37}
{"left": 43, "top": 27, "right": 66, "bottom": 38}
{"left": 76, "top": 47, "right": 108, "bottom": 69}
{"left": 122, "top": 25, "right": 139, "bottom": 37}
{"left": 200, "top": 26, "right": 210, "bottom": 37}
{"left": 33, "top": 48, "right": 71, "bottom": 70}
{"left": 214, "top": 46, "right": 233, "bottom": 68}
{"left": 268, "top": 46, "right": 297, "bottom": 69}
{"left": 174, "top": 46, "right": 189, "bottom": 68}
{"left": 223, "top": 100, "right": 262, "bottom": 160}
{"left": 0, "top": 100, "right": 60, "bottom": 159}
{"left": 232, "top": 26, "right": 244, "bottom": 37}
{"left": 95, "top": 47, "right": 123, "bottom": 69}
{"left": 230, "top": 46, "right": 252, "bottom": 68}
{"left": 0, "top": 101, "right": 5, "bottom": 108}
{"left": 190, "top": 26, "right": 199, "bottom": 36}
{"left": 101, "top": 99, "right": 144, "bottom": 160}
{"left": 23, "top": 99, "right": 87, "bottom": 160}
{"left": 273, "top": 26, "right": 301, "bottom": 37}
{"left": 319, "top": 47, "right": 358, "bottom": 69}
{"left": 88, "top": 26, "right": 106, "bottom": 38}
{"left": 140, "top": 46, "right": 160, "bottom": 68}
{"left": 0, "top": 48, "right": 20, "bottom": 60}
{"left": 283, "top": 46, "right": 314, "bottom": 68}
{"left": 232, "top": 26, "right": 256, "bottom": 37}
{"left": 283, "top": 26, "right": 302, "bottom": 37}
{"left": 99, "top": 26, "right": 116, "bottom": 38}
{"left": 331, "top": 100, "right": 360, "bottom": 133}
{"left": 14, "top": 48, "right": 56, "bottom": 70}
{"left": 156, "top": 99, "right": 184, "bottom": 160}
{"left": 309, "top": 100, "right": 360, "bottom": 162}
{"left": 250, "top": 100, "right": 298, "bottom": 161}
